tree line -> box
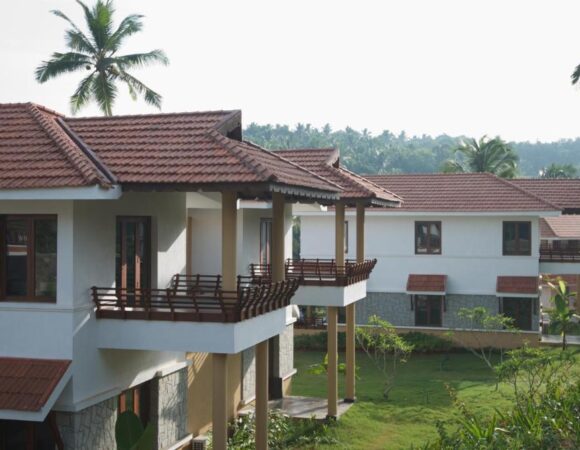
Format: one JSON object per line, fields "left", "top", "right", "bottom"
{"left": 244, "top": 123, "right": 580, "bottom": 178}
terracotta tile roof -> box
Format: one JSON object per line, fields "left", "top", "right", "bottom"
{"left": 366, "top": 173, "right": 559, "bottom": 212}
{"left": 511, "top": 179, "right": 580, "bottom": 212}
{"left": 63, "top": 112, "right": 340, "bottom": 195}
{"left": 0, "top": 358, "right": 71, "bottom": 412}
{"left": 0, "top": 103, "right": 110, "bottom": 189}
{"left": 540, "top": 216, "right": 580, "bottom": 239}
{"left": 275, "top": 148, "right": 401, "bottom": 206}
{"left": 407, "top": 274, "right": 447, "bottom": 293}
{"left": 497, "top": 276, "right": 539, "bottom": 295}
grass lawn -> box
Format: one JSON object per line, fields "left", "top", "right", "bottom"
{"left": 291, "top": 350, "right": 516, "bottom": 449}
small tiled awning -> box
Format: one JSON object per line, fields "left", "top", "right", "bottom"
{"left": 0, "top": 357, "right": 71, "bottom": 421}
{"left": 407, "top": 274, "right": 447, "bottom": 294}
{"left": 496, "top": 276, "right": 539, "bottom": 296}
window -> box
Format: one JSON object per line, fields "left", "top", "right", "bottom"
{"left": 415, "top": 221, "right": 441, "bottom": 254}
{"left": 0, "top": 215, "right": 57, "bottom": 302}
{"left": 259, "top": 218, "right": 272, "bottom": 265}
{"left": 503, "top": 222, "right": 531, "bottom": 256}
{"left": 344, "top": 221, "right": 349, "bottom": 254}
{"left": 119, "top": 381, "right": 151, "bottom": 426}
{"left": 500, "top": 297, "right": 535, "bottom": 331}
{"left": 414, "top": 295, "right": 443, "bottom": 327}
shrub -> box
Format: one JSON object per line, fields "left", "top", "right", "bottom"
{"left": 294, "top": 332, "right": 347, "bottom": 351}
{"left": 401, "top": 332, "right": 453, "bottom": 353}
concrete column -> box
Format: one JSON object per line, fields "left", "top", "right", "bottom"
{"left": 327, "top": 306, "right": 338, "bottom": 418}
{"left": 335, "top": 201, "right": 345, "bottom": 271}
{"left": 255, "top": 340, "right": 269, "bottom": 450}
{"left": 212, "top": 354, "right": 228, "bottom": 450}
{"left": 272, "top": 192, "right": 286, "bottom": 282}
{"left": 356, "top": 202, "right": 365, "bottom": 264}
{"left": 222, "top": 190, "right": 237, "bottom": 290}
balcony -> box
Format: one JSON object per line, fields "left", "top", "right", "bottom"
{"left": 249, "top": 259, "right": 377, "bottom": 307}
{"left": 92, "top": 275, "right": 299, "bottom": 353}
{"left": 539, "top": 243, "right": 580, "bottom": 263}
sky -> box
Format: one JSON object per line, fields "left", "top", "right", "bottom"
{"left": 2, "top": 0, "right": 580, "bottom": 142}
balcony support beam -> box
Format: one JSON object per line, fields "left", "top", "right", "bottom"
{"left": 255, "top": 340, "right": 269, "bottom": 450}
{"left": 272, "top": 192, "right": 286, "bottom": 283}
{"left": 222, "top": 190, "right": 238, "bottom": 291}
{"left": 346, "top": 202, "right": 365, "bottom": 402}
{"left": 327, "top": 305, "right": 338, "bottom": 419}
{"left": 212, "top": 353, "right": 228, "bottom": 450}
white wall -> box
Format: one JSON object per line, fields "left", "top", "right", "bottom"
{"left": 300, "top": 213, "right": 541, "bottom": 295}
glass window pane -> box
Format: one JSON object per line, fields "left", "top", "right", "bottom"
{"left": 503, "top": 223, "right": 516, "bottom": 253}
{"left": 5, "top": 219, "right": 28, "bottom": 296}
{"left": 429, "top": 223, "right": 441, "bottom": 253}
{"left": 416, "top": 224, "right": 428, "bottom": 253}
{"left": 34, "top": 219, "right": 57, "bottom": 297}
{"left": 518, "top": 223, "right": 531, "bottom": 254}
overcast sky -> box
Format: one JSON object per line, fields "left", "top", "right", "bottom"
{"left": 3, "top": 0, "right": 580, "bottom": 142}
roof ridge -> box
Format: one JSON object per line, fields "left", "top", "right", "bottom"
{"left": 66, "top": 109, "right": 240, "bottom": 122}
{"left": 207, "top": 130, "right": 277, "bottom": 182}
{"left": 26, "top": 103, "right": 110, "bottom": 187}
{"left": 489, "top": 173, "right": 562, "bottom": 211}
{"left": 244, "top": 141, "right": 344, "bottom": 191}
{"left": 338, "top": 166, "right": 403, "bottom": 201}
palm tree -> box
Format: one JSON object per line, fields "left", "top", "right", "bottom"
{"left": 35, "top": 0, "right": 168, "bottom": 116}
{"left": 441, "top": 136, "right": 518, "bottom": 178}
{"left": 540, "top": 163, "right": 578, "bottom": 179}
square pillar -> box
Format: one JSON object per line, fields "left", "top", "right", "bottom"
{"left": 335, "top": 201, "right": 345, "bottom": 270}
{"left": 222, "top": 190, "right": 237, "bottom": 290}
{"left": 327, "top": 306, "right": 338, "bottom": 419}
{"left": 255, "top": 340, "right": 269, "bottom": 450}
{"left": 272, "top": 192, "right": 286, "bottom": 283}
{"left": 212, "top": 354, "right": 228, "bottom": 450}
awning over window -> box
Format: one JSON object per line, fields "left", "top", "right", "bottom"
{"left": 496, "top": 276, "right": 539, "bottom": 297}
{"left": 0, "top": 357, "right": 71, "bottom": 421}
{"left": 406, "top": 274, "right": 447, "bottom": 294}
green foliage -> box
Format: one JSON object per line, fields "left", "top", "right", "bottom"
{"left": 441, "top": 136, "right": 518, "bottom": 178}
{"left": 36, "top": 0, "right": 169, "bottom": 115}
{"left": 307, "top": 353, "right": 348, "bottom": 376}
{"left": 545, "top": 277, "right": 580, "bottom": 350}
{"left": 356, "top": 315, "right": 413, "bottom": 399}
{"left": 209, "top": 410, "right": 338, "bottom": 449}
{"left": 495, "top": 345, "right": 575, "bottom": 403}
{"left": 451, "top": 307, "right": 516, "bottom": 370}
{"left": 294, "top": 332, "right": 347, "bottom": 351}
{"left": 115, "top": 411, "right": 155, "bottom": 450}
{"left": 540, "top": 162, "right": 578, "bottom": 178}
{"left": 401, "top": 332, "right": 453, "bottom": 353}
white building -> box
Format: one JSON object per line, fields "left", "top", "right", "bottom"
{"left": 297, "top": 163, "right": 580, "bottom": 334}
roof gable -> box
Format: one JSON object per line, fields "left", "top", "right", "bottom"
{"left": 511, "top": 179, "right": 580, "bottom": 212}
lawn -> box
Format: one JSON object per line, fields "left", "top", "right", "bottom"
{"left": 291, "top": 350, "right": 516, "bottom": 449}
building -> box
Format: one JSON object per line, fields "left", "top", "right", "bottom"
{"left": 296, "top": 161, "right": 580, "bottom": 339}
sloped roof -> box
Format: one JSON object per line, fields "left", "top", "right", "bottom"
{"left": 0, "top": 358, "right": 71, "bottom": 412}
{"left": 275, "top": 148, "right": 400, "bottom": 206}
{"left": 407, "top": 274, "right": 447, "bottom": 293}
{"left": 0, "top": 103, "right": 110, "bottom": 189}
{"left": 366, "top": 173, "right": 560, "bottom": 212}
{"left": 540, "top": 216, "right": 580, "bottom": 239}
{"left": 510, "top": 179, "right": 580, "bottom": 212}
{"left": 0, "top": 103, "right": 341, "bottom": 199}
{"left": 497, "top": 276, "right": 539, "bottom": 295}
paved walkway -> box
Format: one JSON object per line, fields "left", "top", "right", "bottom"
{"left": 541, "top": 334, "right": 580, "bottom": 346}
{"left": 241, "top": 396, "right": 354, "bottom": 420}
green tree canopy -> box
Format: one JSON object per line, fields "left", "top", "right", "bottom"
{"left": 540, "top": 163, "right": 578, "bottom": 179}
{"left": 441, "top": 136, "right": 519, "bottom": 178}
{"left": 35, "top": 0, "right": 169, "bottom": 116}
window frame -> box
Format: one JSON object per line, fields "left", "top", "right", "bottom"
{"left": 413, "top": 294, "right": 444, "bottom": 327}
{"left": 119, "top": 382, "right": 151, "bottom": 426}
{"left": 0, "top": 214, "right": 58, "bottom": 303}
{"left": 414, "top": 221, "right": 442, "bottom": 255}
{"left": 502, "top": 221, "right": 532, "bottom": 256}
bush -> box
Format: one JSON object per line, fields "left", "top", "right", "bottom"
{"left": 294, "top": 332, "right": 347, "bottom": 351}
{"left": 401, "top": 332, "right": 453, "bottom": 353}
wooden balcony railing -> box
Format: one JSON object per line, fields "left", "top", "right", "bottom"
{"left": 250, "top": 258, "right": 378, "bottom": 287}
{"left": 539, "top": 244, "right": 580, "bottom": 263}
{"left": 92, "top": 275, "right": 299, "bottom": 323}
